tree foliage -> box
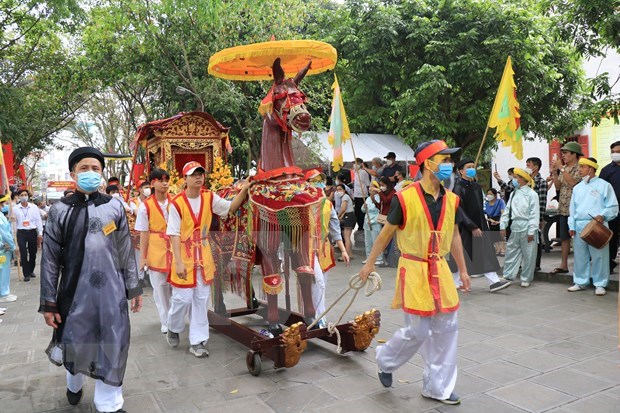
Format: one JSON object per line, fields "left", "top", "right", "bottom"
{"left": 0, "top": 0, "right": 88, "bottom": 171}
{"left": 3, "top": 0, "right": 617, "bottom": 177}
{"left": 313, "top": 0, "right": 587, "bottom": 157}
{"left": 544, "top": 0, "right": 620, "bottom": 124}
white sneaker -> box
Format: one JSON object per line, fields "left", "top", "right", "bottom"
{"left": 520, "top": 282, "right": 530, "bottom": 288}
{"left": 0, "top": 294, "right": 17, "bottom": 303}
{"left": 567, "top": 284, "right": 587, "bottom": 292}
{"left": 595, "top": 287, "right": 606, "bottom": 296}
{"left": 361, "top": 259, "right": 368, "bottom": 264}
{"left": 0, "top": 307, "right": 7, "bottom": 312}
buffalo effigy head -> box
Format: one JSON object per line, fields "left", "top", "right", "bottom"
{"left": 260, "top": 58, "right": 312, "bottom": 133}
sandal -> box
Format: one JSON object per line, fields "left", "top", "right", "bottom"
{"left": 550, "top": 267, "right": 569, "bottom": 274}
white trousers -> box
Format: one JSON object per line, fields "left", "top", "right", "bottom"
{"left": 66, "top": 371, "right": 123, "bottom": 412}
{"left": 312, "top": 256, "right": 327, "bottom": 320}
{"left": 167, "top": 270, "right": 211, "bottom": 345}
{"left": 452, "top": 270, "right": 499, "bottom": 287}
{"left": 376, "top": 311, "right": 458, "bottom": 400}
{"left": 150, "top": 270, "right": 171, "bottom": 333}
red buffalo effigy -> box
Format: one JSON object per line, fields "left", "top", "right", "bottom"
{"left": 204, "top": 40, "right": 381, "bottom": 375}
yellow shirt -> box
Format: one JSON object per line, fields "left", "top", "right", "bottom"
{"left": 392, "top": 182, "right": 460, "bottom": 316}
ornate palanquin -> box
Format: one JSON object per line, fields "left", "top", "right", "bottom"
{"left": 131, "top": 111, "right": 230, "bottom": 179}
{"left": 127, "top": 111, "right": 231, "bottom": 250}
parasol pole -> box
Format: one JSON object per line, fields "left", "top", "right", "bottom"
{"left": 0, "top": 138, "right": 23, "bottom": 281}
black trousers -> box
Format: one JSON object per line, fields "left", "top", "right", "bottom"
{"left": 535, "top": 224, "right": 543, "bottom": 269}
{"left": 17, "top": 229, "right": 38, "bottom": 278}
{"left": 354, "top": 197, "right": 366, "bottom": 231}
{"left": 608, "top": 216, "right": 619, "bottom": 271}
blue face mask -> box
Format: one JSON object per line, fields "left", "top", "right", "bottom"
{"left": 511, "top": 178, "right": 519, "bottom": 188}
{"left": 465, "top": 168, "right": 477, "bottom": 179}
{"left": 1, "top": 205, "right": 8, "bottom": 214}
{"left": 433, "top": 163, "right": 453, "bottom": 181}
{"left": 77, "top": 171, "right": 101, "bottom": 193}
{"left": 314, "top": 182, "right": 325, "bottom": 189}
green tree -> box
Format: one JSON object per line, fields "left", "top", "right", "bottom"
{"left": 544, "top": 0, "right": 620, "bottom": 123}
{"left": 80, "top": 0, "right": 334, "bottom": 176}
{"left": 312, "top": 0, "right": 587, "bottom": 158}
{"left": 0, "top": 0, "right": 88, "bottom": 172}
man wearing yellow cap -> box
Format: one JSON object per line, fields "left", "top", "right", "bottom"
{"left": 568, "top": 157, "right": 619, "bottom": 296}
{"left": 359, "top": 140, "right": 470, "bottom": 405}
{"left": 500, "top": 168, "right": 540, "bottom": 287}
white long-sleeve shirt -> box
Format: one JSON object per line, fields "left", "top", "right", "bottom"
{"left": 15, "top": 202, "right": 43, "bottom": 235}
{"left": 500, "top": 185, "right": 539, "bottom": 235}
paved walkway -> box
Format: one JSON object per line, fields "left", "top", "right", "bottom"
{"left": 0, "top": 249, "right": 618, "bottom": 413}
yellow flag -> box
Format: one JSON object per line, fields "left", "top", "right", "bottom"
{"left": 327, "top": 75, "right": 351, "bottom": 172}
{"left": 488, "top": 56, "right": 523, "bottom": 160}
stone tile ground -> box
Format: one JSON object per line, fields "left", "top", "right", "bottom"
{"left": 0, "top": 249, "right": 618, "bottom": 413}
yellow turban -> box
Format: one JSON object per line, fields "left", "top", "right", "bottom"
{"left": 0, "top": 194, "right": 9, "bottom": 203}
{"left": 578, "top": 157, "right": 598, "bottom": 170}
{"left": 513, "top": 167, "right": 533, "bottom": 186}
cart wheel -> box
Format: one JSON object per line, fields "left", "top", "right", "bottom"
{"left": 246, "top": 351, "right": 262, "bottom": 376}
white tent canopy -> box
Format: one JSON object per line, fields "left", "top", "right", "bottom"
{"left": 301, "top": 132, "right": 415, "bottom": 164}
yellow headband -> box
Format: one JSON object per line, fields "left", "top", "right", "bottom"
{"left": 578, "top": 158, "right": 598, "bottom": 170}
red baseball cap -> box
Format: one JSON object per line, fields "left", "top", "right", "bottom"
{"left": 183, "top": 161, "right": 206, "bottom": 176}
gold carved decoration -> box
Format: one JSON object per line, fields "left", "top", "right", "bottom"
{"left": 350, "top": 309, "right": 381, "bottom": 351}
{"left": 281, "top": 322, "right": 307, "bottom": 368}
{"left": 162, "top": 140, "right": 221, "bottom": 165}
{"left": 154, "top": 114, "right": 225, "bottom": 139}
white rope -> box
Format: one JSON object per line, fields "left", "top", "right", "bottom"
{"left": 307, "top": 271, "right": 382, "bottom": 353}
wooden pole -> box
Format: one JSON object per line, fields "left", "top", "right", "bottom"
{"left": 473, "top": 124, "right": 492, "bottom": 168}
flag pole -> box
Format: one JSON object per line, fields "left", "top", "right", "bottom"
{"left": 473, "top": 124, "right": 492, "bottom": 167}
{"left": 0, "top": 140, "right": 23, "bottom": 281}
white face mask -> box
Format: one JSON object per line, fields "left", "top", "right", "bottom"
{"left": 582, "top": 175, "right": 591, "bottom": 183}
{"left": 611, "top": 153, "right": 620, "bottom": 163}
{"left": 19, "top": 196, "right": 28, "bottom": 203}
{"left": 142, "top": 188, "right": 151, "bottom": 197}
{"left": 486, "top": 194, "right": 495, "bottom": 202}
{"left": 112, "top": 193, "right": 120, "bottom": 199}
{"left": 386, "top": 159, "right": 394, "bottom": 166}
{"left": 380, "top": 186, "right": 387, "bottom": 192}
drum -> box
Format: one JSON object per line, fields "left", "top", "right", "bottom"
{"left": 580, "top": 219, "right": 612, "bottom": 249}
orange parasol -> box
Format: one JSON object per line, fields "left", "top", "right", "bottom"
{"left": 208, "top": 39, "right": 337, "bottom": 81}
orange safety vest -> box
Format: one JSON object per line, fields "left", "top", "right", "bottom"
{"left": 392, "top": 182, "right": 460, "bottom": 316}
{"left": 317, "top": 199, "right": 336, "bottom": 272}
{"left": 169, "top": 191, "right": 215, "bottom": 288}
{"left": 144, "top": 195, "right": 172, "bottom": 273}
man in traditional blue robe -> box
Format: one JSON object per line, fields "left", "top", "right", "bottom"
{"left": 39, "top": 147, "right": 142, "bottom": 413}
